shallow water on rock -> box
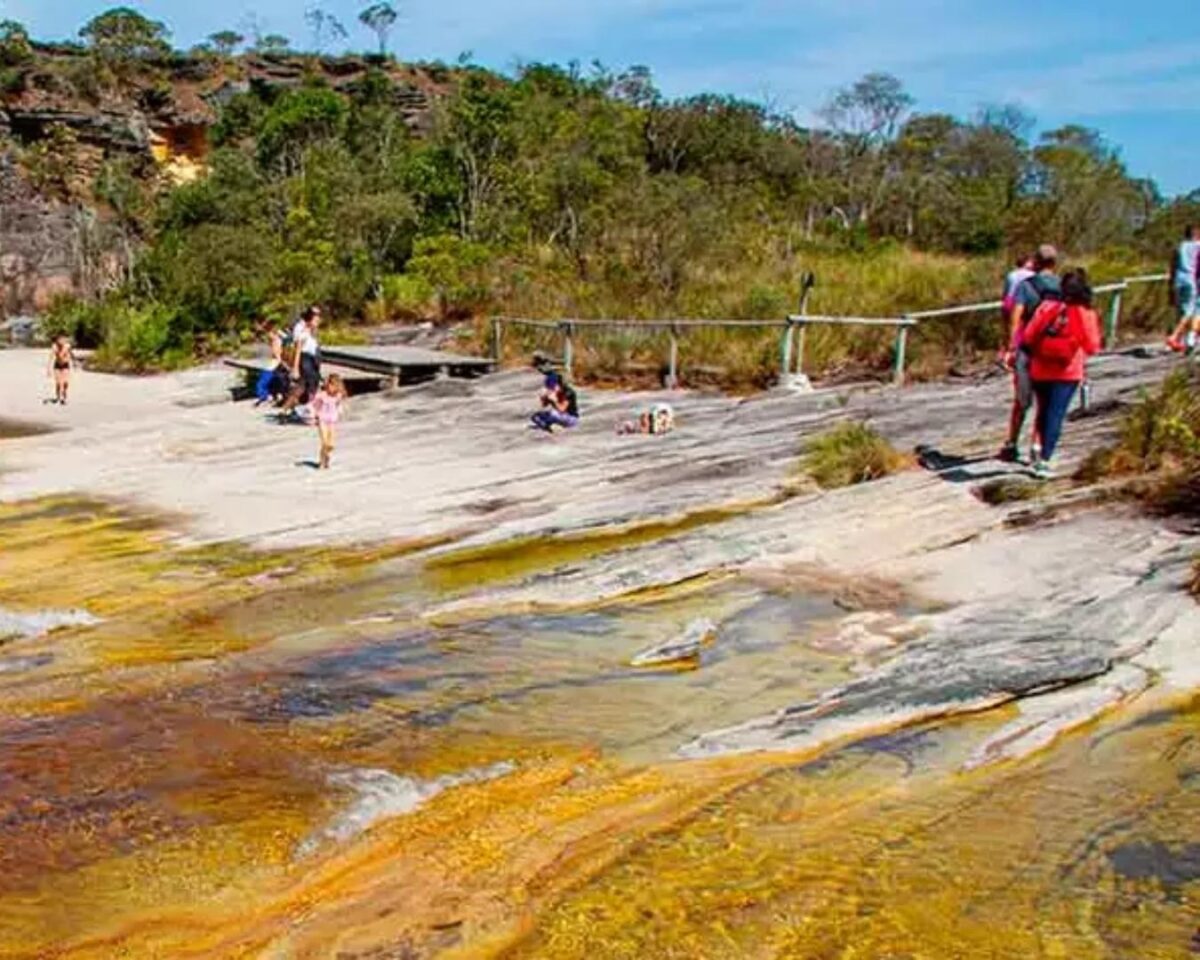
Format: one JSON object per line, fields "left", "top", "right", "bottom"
{"left": 0, "top": 497, "right": 1196, "bottom": 959}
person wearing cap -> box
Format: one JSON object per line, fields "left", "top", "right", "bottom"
{"left": 999, "top": 243, "right": 1060, "bottom": 463}
{"left": 530, "top": 371, "right": 580, "bottom": 432}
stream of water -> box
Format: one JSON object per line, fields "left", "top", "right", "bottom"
{"left": 0, "top": 497, "right": 1196, "bottom": 958}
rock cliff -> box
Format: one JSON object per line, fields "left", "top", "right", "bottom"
{"left": 0, "top": 47, "right": 443, "bottom": 318}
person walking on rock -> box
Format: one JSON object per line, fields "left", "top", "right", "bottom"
{"left": 281, "top": 306, "right": 322, "bottom": 417}
{"left": 311, "top": 374, "right": 347, "bottom": 469}
{"left": 1021, "top": 270, "right": 1102, "bottom": 479}
{"left": 1001, "top": 252, "right": 1035, "bottom": 328}
{"left": 47, "top": 335, "right": 74, "bottom": 405}
{"left": 1000, "top": 244, "right": 1061, "bottom": 464}
{"left": 1167, "top": 225, "right": 1200, "bottom": 354}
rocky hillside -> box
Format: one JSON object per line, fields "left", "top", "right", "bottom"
{"left": 0, "top": 44, "right": 445, "bottom": 317}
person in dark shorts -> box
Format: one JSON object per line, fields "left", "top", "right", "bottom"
{"left": 281, "top": 306, "right": 322, "bottom": 415}
{"left": 47, "top": 335, "right": 74, "bottom": 405}
{"left": 1167, "top": 225, "right": 1200, "bottom": 353}
{"left": 1000, "top": 244, "right": 1060, "bottom": 464}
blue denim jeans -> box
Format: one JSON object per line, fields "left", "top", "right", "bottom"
{"left": 1033, "top": 380, "right": 1079, "bottom": 461}
{"left": 531, "top": 409, "right": 579, "bottom": 431}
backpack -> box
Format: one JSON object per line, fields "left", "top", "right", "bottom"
{"left": 1023, "top": 274, "right": 1062, "bottom": 313}
{"left": 561, "top": 384, "right": 579, "bottom": 418}
{"left": 1029, "top": 304, "right": 1080, "bottom": 365}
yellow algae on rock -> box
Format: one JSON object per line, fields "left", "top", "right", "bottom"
{"left": 1, "top": 495, "right": 1197, "bottom": 960}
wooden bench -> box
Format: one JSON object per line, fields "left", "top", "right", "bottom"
{"left": 222, "top": 358, "right": 392, "bottom": 399}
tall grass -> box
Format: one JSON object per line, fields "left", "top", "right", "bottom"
{"left": 474, "top": 244, "right": 1168, "bottom": 390}
{"left": 800, "top": 422, "right": 910, "bottom": 489}
{"left": 1078, "top": 369, "right": 1200, "bottom": 516}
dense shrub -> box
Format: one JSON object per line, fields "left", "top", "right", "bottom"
{"left": 42, "top": 296, "right": 107, "bottom": 348}
{"left": 95, "top": 303, "right": 181, "bottom": 371}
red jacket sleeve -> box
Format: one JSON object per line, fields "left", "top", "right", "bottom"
{"left": 1075, "top": 307, "right": 1102, "bottom": 355}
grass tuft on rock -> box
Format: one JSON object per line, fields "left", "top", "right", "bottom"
{"left": 975, "top": 477, "right": 1040, "bottom": 506}
{"left": 801, "top": 422, "right": 909, "bottom": 489}
{"left": 1076, "top": 369, "right": 1200, "bottom": 515}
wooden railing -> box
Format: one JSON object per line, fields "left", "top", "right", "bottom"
{"left": 491, "top": 272, "right": 1171, "bottom": 388}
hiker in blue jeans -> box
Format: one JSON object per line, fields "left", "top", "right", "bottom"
{"left": 1021, "top": 271, "right": 1103, "bottom": 479}
{"left": 530, "top": 372, "right": 580, "bottom": 432}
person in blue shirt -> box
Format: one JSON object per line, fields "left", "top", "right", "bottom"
{"left": 1167, "top": 226, "right": 1200, "bottom": 354}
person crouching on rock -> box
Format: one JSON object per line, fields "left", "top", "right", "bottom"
{"left": 530, "top": 372, "right": 580, "bottom": 432}
{"left": 1020, "top": 269, "right": 1102, "bottom": 480}
{"left": 312, "top": 374, "right": 347, "bottom": 469}
{"left": 255, "top": 322, "right": 291, "bottom": 406}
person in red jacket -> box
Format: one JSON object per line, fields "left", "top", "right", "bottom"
{"left": 1020, "top": 269, "right": 1103, "bottom": 479}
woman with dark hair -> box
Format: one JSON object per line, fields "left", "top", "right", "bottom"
{"left": 1020, "top": 269, "right": 1102, "bottom": 479}
{"left": 530, "top": 371, "right": 580, "bottom": 432}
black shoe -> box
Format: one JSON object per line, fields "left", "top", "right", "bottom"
{"left": 998, "top": 442, "right": 1019, "bottom": 463}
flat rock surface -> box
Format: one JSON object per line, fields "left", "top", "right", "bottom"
{"left": 0, "top": 347, "right": 1179, "bottom": 548}
{"left": 1, "top": 346, "right": 1196, "bottom": 766}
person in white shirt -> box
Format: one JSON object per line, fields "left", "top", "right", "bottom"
{"left": 281, "top": 305, "right": 322, "bottom": 415}
{"left": 292, "top": 305, "right": 322, "bottom": 400}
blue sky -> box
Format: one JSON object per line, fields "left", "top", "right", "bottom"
{"left": 7, "top": 0, "right": 1199, "bottom": 195}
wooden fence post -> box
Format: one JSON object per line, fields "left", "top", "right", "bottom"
{"left": 561, "top": 322, "right": 574, "bottom": 377}
{"left": 780, "top": 320, "right": 795, "bottom": 380}
{"left": 793, "top": 271, "right": 815, "bottom": 380}
{"left": 491, "top": 318, "right": 503, "bottom": 362}
{"left": 893, "top": 321, "right": 911, "bottom": 385}
{"left": 1106, "top": 285, "right": 1125, "bottom": 346}
{"left": 667, "top": 324, "right": 680, "bottom": 389}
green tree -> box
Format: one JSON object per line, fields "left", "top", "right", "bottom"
{"left": 433, "top": 71, "right": 518, "bottom": 239}
{"left": 1021, "top": 125, "right": 1144, "bottom": 252}
{"left": 208, "top": 30, "right": 244, "bottom": 56}
{"left": 820, "top": 72, "right": 913, "bottom": 228}
{"left": 0, "top": 19, "right": 33, "bottom": 66}
{"left": 407, "top": 234, "right": 493, "bottom": 319}
{"left": 257, "top": 87, "right": 348, "bottom": 174}
{"left": 255, "top": 34, "right": 291, "bottom": 55}
{"left": 359, "top": 2, "right": 398, "bottom": 57}
{"left": 79, "top": 7, "right": 171, "bottom": 61}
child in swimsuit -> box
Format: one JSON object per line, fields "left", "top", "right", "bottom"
{"left": 48, "top": 336, "right": 73, "bottom": 405}
{"left": 311, "top": 374, "right": 347, "bottom": 469}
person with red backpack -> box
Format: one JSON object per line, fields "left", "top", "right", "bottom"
{"left": 1020, "top": 270, "right": 1102, "bottom": 479}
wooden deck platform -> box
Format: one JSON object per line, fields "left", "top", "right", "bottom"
{"left": 223, "top": 357, "right": 385, "bottom": 383}
{"left": 223, "top": 357, "right": 390, "bottom": 400}
{"left": 318, "top": 345, "right": 496, "bottom": 382}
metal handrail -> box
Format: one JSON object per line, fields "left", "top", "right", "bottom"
{"left": 490, "top": 271, "right": 1171, "bottom": 388}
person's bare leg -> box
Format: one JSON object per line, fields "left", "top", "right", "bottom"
{"left": 1168, "top": 317, "right": 1189, "bottom": 348}
{"left": 1007, "top": 399, "right": 1025, "bottom": 447}
{"left": 318, "top": 425, "right": 333, "bottom": 468}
